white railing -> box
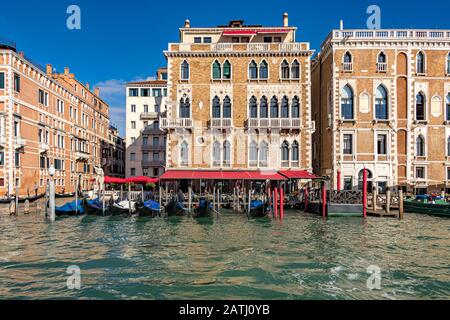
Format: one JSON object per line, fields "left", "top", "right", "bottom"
{"left": 248, "top": 118, "right": 301, "bottom": 128}
{"left": 342, "top": 62, "right": 353, "bottom": 72}
{"left": 39, "top": 142, "right": 50, "bottom": 153}
{"left": 14, "top": 137, "right": 25, "bottom": 148}
{"left": 212, "top": 43, "right": 233, "bottom": 51}
{"left": 210, "top": 118, "right": 233, "bottom": 128}
{"left": 248, "top": 43, "right": 270, "bottom": 52}
{"left": 75, "top": 151, "right": 89, "bottom": 160}
{"left": 377, "top": 62, "right": 387, "bottom": 72}
{"left": 140, "top": 112, "right": 159, "bottom": 120}
{"left": 0, "top": 135, "right": 5, "bottom": 146}
{"left": 331, "top": 29, "right": 450, "bottom": 41}
{"left": 160, "top": 118, "right": 193, "bottom": 129}
{"left": 170, "top": 42, "right": 307, "bottom": 53}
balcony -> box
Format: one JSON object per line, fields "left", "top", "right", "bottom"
{"left": 342, "top": 62, "right": 353, "bottom": 72}
{"left": 160, "top": 118, "right": 193, "bottom": 129}
{"left": 209, "top": 118, "right": 233, "bottom": 129}
{"left": 142, "top": 126, "right": 164, "bottom": 135}
{"left": 140, "top": 112, "right": 160, "bottom": 120}
{"left": 377, "top": 63, "right": 387, "bottom": 72}
{"left": 0, "top": 135, "right": 5, "bottom": 147}
{"left": 247, "top": 118, "right": 301, "bottom": 129}
{"left": 172, "top": 42, "right": 309, "bottom": 54}
{"left": 142, "top": 144, "right": 166, "bottom": 151}
{"left": 142, "top": 160, "right": 165, "bottom": 167}
{"left": 39, "top": 142, "right": 50, "bottom": 153}
{"left": 14, "top": 137, "right": 25, "bottom": 149}
{"left": 75, "top": 151, "right": 90, "bottom": 161}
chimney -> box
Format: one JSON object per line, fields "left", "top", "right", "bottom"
{"left": 340, "top": 20, "right": 344, "bottom": 30}
{"left": 86, "top": 82, "right": 90, "bottom": 90}
{"left": 184, "top": 19, "right": 191, "bottom": 28}
{"left": 18, "top": 51, "right": 25, "bottom": 58}
{"left": 64, "top": 67, "right": 70, "bottom": 75}
{"left": 46, "top": 64, "right": 53, "bottom": 75}
{"left": 283, "top": 13, "right": 289, "bottom": 27}
{"left": 95, "top": 88, "right": 100, "bottom": 96}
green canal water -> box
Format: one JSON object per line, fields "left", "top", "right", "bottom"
{"left": 0, "top": 199, "right": 449, "bottom": 300}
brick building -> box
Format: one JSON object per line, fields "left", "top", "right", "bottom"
{"left": 0, "top": 39, "right": 110, "bottom": 196}
{"left": 312, "top": 29, "right": 450, "bottom": 194}
{"left": 102, "top": 125, "right": 125, "bottom": 178}
{"left": 161, "top": 14, "right": 315, "bottom": 174}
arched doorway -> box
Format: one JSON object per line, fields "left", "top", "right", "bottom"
{"left": 358, "top": 169, "right": 373, "bottom": 191}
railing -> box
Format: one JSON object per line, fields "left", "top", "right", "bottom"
{"left": 160, "top": 118, "right": 193, "bottom": 129}
{"left": 342, "top": 62, "right": 353, "bottom": 72}
{"left": 328, "top": 190, "right": 363, "bottom": 204}
{"left": 75, "top": 151, "right": 90, "bottom": 160}
{"left": 142, "top": 144, "right": 165, "bottom": 151}
{"left": 330, "top": 29, "right": 450, "bottom": 41}
{"left": 39, "top": 142, "right": 50, "bottom": 153}
{"left": 247, "top": 118, "right": 301, "bottom": 128}
{"left": 140, "top": 112, "right": 160, "bottom": 120}
{"left": 173, "top": 42, "right": 308, "bottom": 53}
{"left": 0, "top": 135, "right": 6, "bottom": 146}
{"left": 14, "top": 137, "right": 25, "bottom": 148}
{"left": 142, "top": 126, "right": 163, "bottom": 135}
{"left": 377, "top": 62, "right": 387, "bottom": 72}
{"left": 141, "top": 160, "right": 165, "bottom": 167}
{"left": 210, "top": 118, "right": 233, "bottom": 128}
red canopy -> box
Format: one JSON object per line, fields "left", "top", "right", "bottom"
{"left": 278, "top": 170, "right": 319, "bottom": 180}
{"left": 104, "top": 176, "right": 126, "bottom": 184}
{"left": 160, "top": 170, "right": 286, "bottom": 181}
{"left": 125, "top": 176, "right": 159, "bottom": 184}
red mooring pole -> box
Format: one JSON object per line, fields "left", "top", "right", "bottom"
{"left": 280, "top": 187, "right": 284, "bottom": 219}
{"left": 363, "top": 168, "right": 367, "bottom": 218}
{"left": 337, "top": 170, "right": 341, "bottom": 192}
{"left": 274, "top": 187, "right": 278, "bottom": 218}
{"left": 322, "top": 182, "right": 327, "bottom": 218}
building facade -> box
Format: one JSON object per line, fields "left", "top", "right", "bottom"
{"left": 102, "top": 125, "right": 125, "bottom": 178}
{"left": 162, "top": 14, "right": 314, "bottom": 173}
{"left": 312, "top": 29, "right": 450, "bottom": 194}
{"left": 126, "top": 68, "right": 167, "bottom": 178}
{"left": 0, "top": 39, "right": 110, "bottom": 196}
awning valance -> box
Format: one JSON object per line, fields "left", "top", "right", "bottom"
{"left": 160, "top": 170, "right": 286, "bottom": 181}
{"left": 278, "top": 170, "right": 319, "bottom": 180}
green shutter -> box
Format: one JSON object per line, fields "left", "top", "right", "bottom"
{"left": 0, "top": 73, "right": 4, "bottom": 89}
{"left": 212, "top": 61, "right": 221, "bottom": 79}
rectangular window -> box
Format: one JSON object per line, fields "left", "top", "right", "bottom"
{"left": 203, "top": 37, "right": 212, "bottom": 43}
{"left": 153, "top": 152, "right": 159, "bottom": 161}
{"left": 241, "top": 37, "right": 250, "bottom": 43}
{"left": 343, "top": 134, "right": 353, "bottom": 155}
{"left": 0, "top": 151, "right": 4, "bottom": 166}
{"left": 143, "top": 152, "right": 149, "bottom": 161}
{"left": 131, "top": 105, "right": 136, "bottom": 113}
{"left": 194, "top": 37, "right": 202, "bottom": 43}
{"left": 130, "top": 168, "right": 136, "bottom": 176}
{"left": 129, "top": 88, "right": 139, "bottom": 97}
{"left": 232, "top": 37, "right": 240, "bottom": 43}
{"left": 0, "top": 72, "right": 4, "bottom": 89}
{"left": 274, "top": 37, "right": 282, "bottom": 43}
{"left": 0, "top": 178, "right": 4, "bottom": 187}
{"left": 131, "top": 121, "right": 136, "bottom": 129}
{"left": 377, "top": 134, "right": 387, "bottom": 155}
{"left": 153, "top": 168, "right": 159, "bottom": 177}
{"left": 40, "top": 156, "right": 46, "bottom": 169}
{"left": 152, "top": 89, "right": 162, "bottom": 97}
{"left": 144, "top": 105, "right": 149, "bottom": 113}
{"left": 141, "top": 89, "right": 150, "bottom": 97}
{"left": 14, "top": 74, "right": 20, "bottom": 92}
{"left": 447, "top": 167, "right": 450, "bottom": 180}
{"left": 143, "top": 137, "right": 148, "bottom": 145}
{"left": 263, "top": 37, "right": 272, "bottom": 43}
{"left": 15, "top": 152, "right": 20, "bottom": 167}
{"left": 415, "top": 167, "right": 425, "bottom": 179}
{"left": 153, "top": 137, "right": 159, "bottom": 147}
{"left": 130, "top": 153, "right": 136, "bottom": 161}
{"left": 344, "top": 177, "right": 353, "bottom": 190}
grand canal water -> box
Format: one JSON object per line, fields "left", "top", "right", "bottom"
{"left": 0, "top": 199, "right": 449, "bottom": 300}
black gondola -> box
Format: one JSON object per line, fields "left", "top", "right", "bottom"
{"left": 0, "top": 193, "right": 46, "bottom": 204}
{"left": 136, "top": 200, "right": 161, "bottom": 217}
{"left": 109, "top": 201, "right": 136, "bottom": 216}
{"left": 193, "top": 199, "right": 212, "bottom": 218}
{"left": 165, "top": 201, "right": 186, "bottom": 216}
{"left": 82, "top": 198, "right": 107, "bottom": 216}
{"left": 55, "top": 192, "right": 76, "bottom": 199}
{"left": 249, "top": 200, "right": 270, "bottom": 218}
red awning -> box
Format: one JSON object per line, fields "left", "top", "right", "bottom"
{"left": 160, "top": 170, "right": 286, "bottom": 181}
{"left": 125, "top": 176, "right": 160, "bottom": 184}
{"left": 257, "top": 29, "right": 290, "bottom": 34}
{"left": 223, "top": 30, "right": 257, "bottom": 36}
{"left": 279, "top": 170, "right": 319, "bottom": 180}
{"left": 104, "top": 176, "right": 127, "bottom": 184}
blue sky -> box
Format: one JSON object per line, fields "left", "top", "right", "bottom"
{"left": 1, "top": 0, "right": 449, "bottom": 136}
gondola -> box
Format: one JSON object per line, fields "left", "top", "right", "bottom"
{"left": 55, "top": 192, "right": 76, "bottom": 199}
{"left": 193, "top": 199, "right": 212, "bottom": 218}
{"left": 110, "top": 200, "right": 137, "bottom": 216}
{"left": 136, "top": 200, "right": 161, "bottom": 217}
{"left": 249, "top": 200, "right": 270, "bottom": 218}
{"left": 0, "top": 193, "right": 46, "bottom": 204}
{"left": 55, "top": 200, "right": 84, "bottom": 217}
{"left": 82, "top": 198, "right": 108, "bottom": 216}
{"left": 404, "top": 195, "right": 450, "bottom": 217}
{"left": 165, "top": 201, "right": 186, "bottom": 216}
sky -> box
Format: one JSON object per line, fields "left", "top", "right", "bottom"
{"left": 1, "top": 0, "right": 449, "bottom": 136}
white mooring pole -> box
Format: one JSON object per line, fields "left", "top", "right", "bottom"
{"left": 48, "top": 166, "right": 56, "bottom": 221}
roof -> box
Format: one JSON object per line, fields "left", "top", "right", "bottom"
{"left": 160, "top": 170, "right": 286, "bottom": 181}
{"left": 127, "top": 80, "right": 167, "bottom": 87}
{"left": 278, "top": 170, "right": 319, "bottom": 180}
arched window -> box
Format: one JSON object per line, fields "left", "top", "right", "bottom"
{"left": 378, "top": 52, "right": 386, "bottom": 63}
{"left": 344, "top": 52, "right": 352, "bottom": 63}
{"left": 341, "top": 85, "right": 354, "bottom": 119}
{"left": 447, "top": 53, "right": 450, "bottom": 75}
{"left": 416, "top": 135, "right": 425, "bottom": 157}
{"left": 417, "top": 52, "right": 425, "bottom": 74}
{"left": 270, "top": 96, "right": 279, "bottom": 118}
{"left": 416, "top": 92, "right": 425, "bottom": 121}
{"left": 212, "top": 141, "right": 221, "bottom": 166}
{"left": 212, "top": 60, "right": 221, "bottom": 79}
{"left": 180, "top": 141, "right": 189, "bottom": 166}
{"left": 223, "top": 60, "right": 231, "bottom": 79}
{"left": 291, "top": 60, "right": 300, "bottom": 79}
{"left": 281, "top": 60, "right": 290, "bottom": 79}
{"left": 249, "top": 96, "right": 257, "bottom": 119}
{"left": 212, "top": 96, "right": 221, "bottom": 118}
{"left": 259, "top": 141, "right": 268, "bottom": 167}
{"left": 291, "top": 141, "right": 299, "bottom": 163}
{"left": 281, "top": 96, "right": 289, "bottom": 118}
{"left": 375, "top": 85, "right": 388, "bottom": 120}
{"left": 181, "top": 60, "right": 190, "bottom": 80}
{"left": 179, "top": 98, "right": 191, "bottom": 118}
{"left": 343, "top": 52, "right": 352, "bottom": 72}
{"left": 260, "top": 60, "right": 268, "bottom": 79}
{"left": 249, "top": 141, "right": 258, "bottom": 167}
{"left": 249, "top": 60, "right": 258, "bottom": 79}
{"left": 446, "top": 93, "right": 450, "bottom": 121}
{"left": 447, "top": 136, "right": 450, "bottom": 157}
{"left": 281, "top": 141, "right": 289, "bottom": 166}
{"left": 291, "top": 96, "right": 300, "bottom": 118}
{"left": 260, "top": 96, "right": 268, "bottom": 118}
{"left": 223, "top": 96, "right": 232, "bottom": 118}
{"left": 223, "top": 141, "right": 231, "bottom": 166}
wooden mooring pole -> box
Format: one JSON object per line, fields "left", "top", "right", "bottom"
{"left": 385, "top": 188, "right": 391, "bottom": 215}
{"left": 399, "top": 189, "right": 404, "bottom": 220}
